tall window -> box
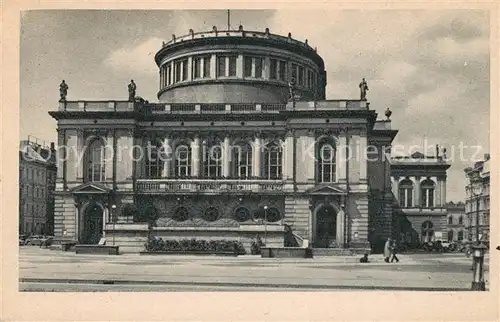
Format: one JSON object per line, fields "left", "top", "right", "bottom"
{"left": 421, "top": 179, "right": 435, "bottom": 208}
{"left": 448, "top": 216, "right": 453, "bottom": 225}
{"left": 182, "top": 59, "right": 188, "bottom": 81}
{"left": 270, "top": 59, "right": 277, "bottom": 79}
{"left": 167, "top": 64, "right": 172, "bottom": 85}
{"left": 264, "top": 141, "right": 282, "bottom": 180}
{"left": 308, "top": 70, "right": 313, "bottom": 88}
{"left": 298, "top": 65, "right": 304, "bottom": 86}
{"left": 233, "top": 142, "right": 252, "bottom": 178}
{"left": 175, "top": 61, "right": 182, "bottom": 82}
{"left": 421, "top": 221, "right": 434, "bottom": 243}
{"left": 175, "top": 142, "right": 191, "bottom": 177}
{"left": 217, "top": 56, "right": 226, "bottom": 77}
{"left": 398, "top": 178, "right": 413, "bottom": 208}
{"left": 193, "top": 57, "right": 202, "bottom": 79}
{"left": 317, "top": 139, "right": 336, "bottom": 183}
{"left": 203, "top": 139, "right": 222, "bottom": 178}
{"left": 203, "top": 56, "right": 211, "bottom": 78}
{"left": 255, "top": 57, "right": 263, "bottom": 78}
{"left": 145, "top": 140, "right": 163, "bottom": 179}
{"left": 291, "top": 63, "right": 297, "bottom": 81}
{"left": 458, "top": 230, "right": 464, "bottom": 241}
{"left": 86, "top": 139, "right": 106, "bottom": 182}
{"left": 279, "top": 61, "right": 286, "bottom": 80}
{"left": 243, "top": 56, "right": 252, "bottom": 77}
{"left": 447, "top": 230, "right": 454, "bottom": 242}
{"left": 458, "top": 216, "right": 463, "bottom": 225}
{"left": 228, "top": 56, "right": 237, "bottom": 76}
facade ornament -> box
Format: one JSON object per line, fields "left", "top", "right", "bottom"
{"left": 264, "top": 28, "right": 270, "bottom": 36}
{"left": 59, "top": 80, "right": 69, "bottom": 102}
{"left": 359, "top": 78, "right": 369, "bottom": 101}
{"left": 385, "top": 108, "right": 392, "bottom": 120}
{"left": 189, "top": 29, "right": 194, "bottom": 38}
{"left": 238, "top": 25, "right": 243, "bottom": 32}
{"left": 288, "top": 32, "right": 292, "bottom": 38}
{"left": 172, "top": 34, "right": 176, "bottom": 42}
{"left": 288, "top": 77, "right": 296, "bottom": 102}
{"left": 128, "top": 80, "right": 137, "bottom": 101}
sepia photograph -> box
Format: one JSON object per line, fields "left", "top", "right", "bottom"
{"left": 15, "top": 8, "right": 493, "bottom": 294}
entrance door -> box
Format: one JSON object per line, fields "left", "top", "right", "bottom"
{"left": 82, "top": 203, "right": 103, "bottom": 244}
{"left": 314, "top": 205, "right": 337, "bottom": 248}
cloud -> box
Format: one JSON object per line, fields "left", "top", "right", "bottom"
{"left": 104, "top": 37, "right": 163, "bottom": 74}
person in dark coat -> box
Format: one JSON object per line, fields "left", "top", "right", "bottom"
{"left": 359, "top": 253, "right": 369, "bottom": 263}
{"left": 390, "top": 240, "right": 400, "bottom": 263}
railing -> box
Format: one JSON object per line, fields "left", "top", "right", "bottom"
{"left": 163, "top": 29, "right": 314, "bottom": 51}
{"left": 59, "top": 101, "right": 134, "bottom": 112}
{"left": 136, "top": 179, "right": 284, "bottom": 193}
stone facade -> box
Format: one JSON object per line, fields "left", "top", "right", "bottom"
{"left": 48, "top": 28, "right": 397, "bottom": 254}
{"left": 19, "top": 138, "right": 57, "bottom": 235}
{"left": 390, "top": 151, "right": 451, "bottom": 247}
{"left": 445, "top": 201, "right": 466, "bottom": 242}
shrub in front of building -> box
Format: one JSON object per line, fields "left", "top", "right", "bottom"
{"left": 144, "top": 237, "right": 246, "bottom": 255}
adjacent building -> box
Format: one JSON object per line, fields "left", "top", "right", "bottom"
{"left": 48, "top": 26, "right": 398, "bottom": 253}
{"left": 19, "top": 137, "right": 57, "bottom": 235}
{"left": 390, "top": 150, "right": 451, "bottom": 247}
{"left": 445, "top": 201, "right": 466, "bottom": 242}
{"left": 464, "top": 154, "right": 490, "bottom": 244}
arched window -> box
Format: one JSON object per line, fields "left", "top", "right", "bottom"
{"left": 145, "top": 139, "right": 163, "bottom": 179}
{"left": 398, "top": 178, "right": 413, "bottom": 208}
{"left": 421, "top": 179, "right": 435, "bottom": 208}
{"left": 447, "top": 230, "right": 454, "bottom": 242}
{"left": 448, "top": 216, "right": 453, "bottom": 225}
{"left": 86, "top": 138, "right": 106, "bottom": 182}
{"left": 233, "top": 142, "right": 252, "bottom": 179}
{"left": 174, "top": 142, "right": 192, "bottom": 177}
{"left": 264, "top": 141, "right": 282, "bottom": 180}
{"left": 458, "top": 230, "right": 464, "bottom": 241}
{"left": 458, "top": 216, "right": 463, "bottom": 225}
{"left": 203, "top": 138, "right": 222, "bottom": 178}
{"left": 317, "top": 139, "right": 336, "bottom": 183}
{"left": 421, "top": 221, "right": 434, "bottom": 243}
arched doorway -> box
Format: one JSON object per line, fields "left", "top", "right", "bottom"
{"left": 82, "top": 202, "right": 104, "bottom": 244}
{"left": 421, "top": 221, "right": 434, "bottom": 243}
{"left": 314, "top": 205, "right": 337, "bottom": 248}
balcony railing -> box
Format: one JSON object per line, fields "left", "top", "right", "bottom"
{"left": 136, "top": 179, "right": 284, "bottom": 194}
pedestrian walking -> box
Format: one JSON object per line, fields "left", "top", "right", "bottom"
{"left": 383, "top": 238, "right": 392, "bottom": 263}
{"left": 390, "top": 240, "right": 400, "bottom": 263}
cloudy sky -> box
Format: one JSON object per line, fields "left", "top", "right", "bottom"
{"left": 20, "top": 9, "right": 490, "bottom": 202}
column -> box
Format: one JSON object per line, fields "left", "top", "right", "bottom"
{"left": 414, "top": 177, "right": 421, "bottom": 207}
{"left": 358, "top": 135, "right": 367, "bottom": 183}
{"left": 162, "top": 137, "right": 171, "bottom": 178}
{"left": 253, "top": 136, "right": 261, "bottom": 178}
{"left": 440, "top": 178, "right": 446, "bottom": 207}
{"left": 191, "top": 136, "right": 201, "bottom": 177}
{"left": 337, "top": 134, "right": 347, "bottom": 183}
{"left": 283, "top": 131, "right": 294, "bottom": 180}
{"left": 336, "top": 209, "right": 345, "bottom": 245}
{"left": 251, "top": 57, "right": 256, "bottom": 77}
{"left": 65, "top": 130, "right": 77, "bottom": 182}
{"left": 223, "top": 135, "right": 231, "bottom": 177}
{"left": 105, "top": 132, "right": 114, "bottom": 181}
{"left": 200, "top": 58, "right": 204, "bottom": 78}
{"left": 236, "top": 54, "right": 243, "bottom": 77}
{"left": 306, "top": 130, "right": 316, "bottom": 181}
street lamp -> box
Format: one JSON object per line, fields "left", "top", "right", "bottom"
{"left": 263, "top": 206, "right": 268, "bottom": 245}
{"left": 470, "top": 183, "right": 486, "bottom": 291}
{"left": 470, "top": 184, "right": 483, "bottom": 244}
{"left": 111, "top": 204, "right": 117, "bottom": 245}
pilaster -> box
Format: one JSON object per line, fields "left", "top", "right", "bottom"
{"left": 191, "top": 136, "right": 201, "bottom": 177}
{"left": 253, "top": 135, "right": 262, "bottom": 178}
{"left": 414, "top": 176, "right": 421, "bottom": 207}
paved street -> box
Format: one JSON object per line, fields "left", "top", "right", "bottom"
{"left": 19, "top": 247, "right": 490, "bottom": 291}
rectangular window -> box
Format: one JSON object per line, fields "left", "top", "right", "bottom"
{"left": 175, "top": 61, "right": 181, "bottom": 82}
{"left": 279, "top": 61, "right": 286, "bottom": 81}
{"left": 193, "top": 57, "right": 202, "bottom": 79}
{"left": 217, "top": 56, "right": 226, "bottom": 77}
{"left": 182, "top": 59, "right": 188, "bottom": 81}
{"left": 228, "top": 56, "right": 237, "bottom": 76}
{"left": 203, "top": 56, "right": 211, "bottom": 78}
{"left": 270, "top": 59, "right": 277, "bottom": 79}
{"left": 255, "top": 57, "right": 263, "bottom": 78}
{"left": 243, "top": 56, "right": 252, "bottom": 77}
{"left": 291, "top": 63, "right": 297, "bottom": 81}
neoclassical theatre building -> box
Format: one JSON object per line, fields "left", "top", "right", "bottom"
{"left": 50, "top": 26, "right": 399, "bottom": 253}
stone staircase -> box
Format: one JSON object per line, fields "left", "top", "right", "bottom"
{"left": 283, "top": 196, "right": 310, "bottom": 241}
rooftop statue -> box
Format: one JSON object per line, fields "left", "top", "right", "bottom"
{"left": 128, "top": 80, "right": 136, "bottom": 101}
{"left": 59, "top": 80, "right": 68, "bottom": 102}
{"left": 359, "top": 78, "right": 369, "bottom": 101}
{"left": 288, "top": 77, "right": 296, "bottom": 101}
